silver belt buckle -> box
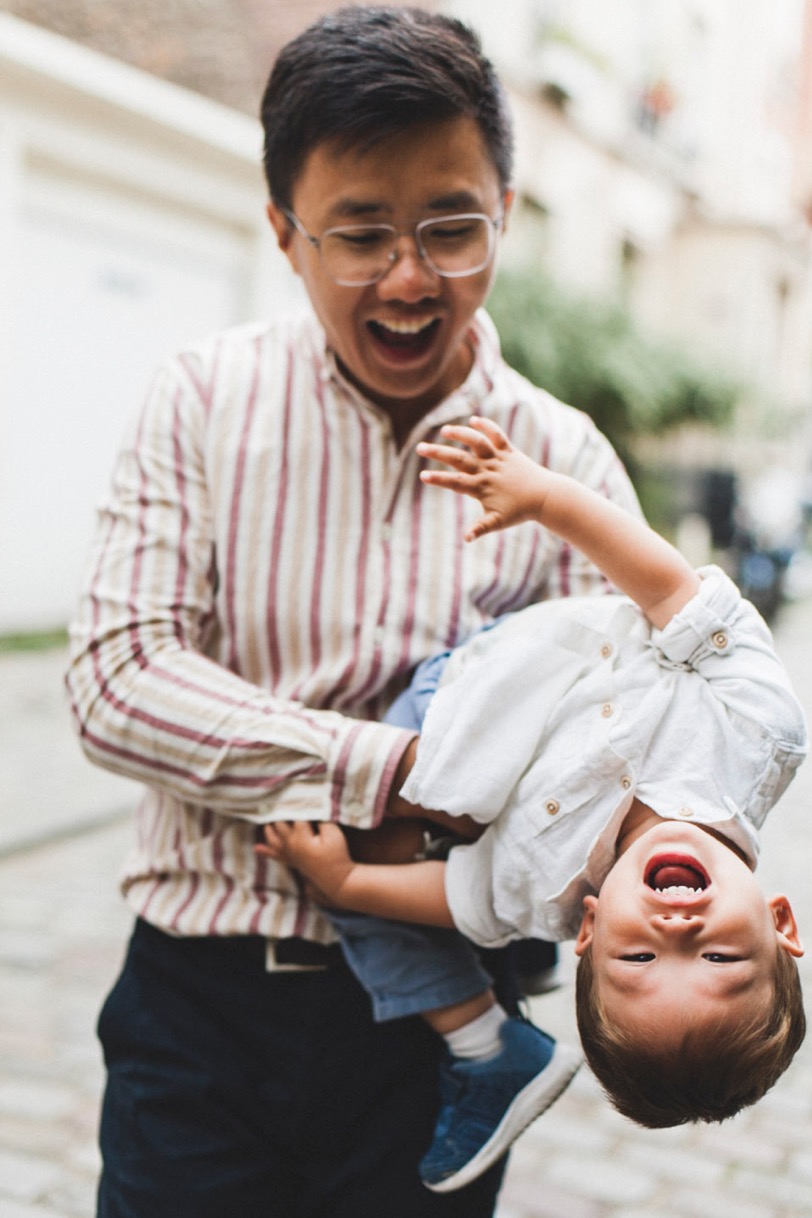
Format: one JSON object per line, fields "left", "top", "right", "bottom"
{"left": 264, "top": 939, "right": 329, "bottom": 973}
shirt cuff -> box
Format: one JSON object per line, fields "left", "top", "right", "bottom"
{"left": 258, "top": 720, "right": 417, "bottom": 829}
{"left": 652, "top": 565, "right": 742, "bottom": 666}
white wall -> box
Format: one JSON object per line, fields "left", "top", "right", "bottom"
{"left": 0, "top": 15, "right": 302, "bottom": 632}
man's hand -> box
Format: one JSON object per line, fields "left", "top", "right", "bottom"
{"left": 258, "top": 821, "right": 355, "bottom": 905}
{"left": 417, "top": 415, "right": 550, "bottom": 542}
{"left": 344, "top": 819, "right": 426, "bottom": 864}
{"left": 386, "top": 737, "right": 483, "bottom": 841}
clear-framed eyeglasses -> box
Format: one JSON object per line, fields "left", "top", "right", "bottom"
{"left": 284, "top": 211, "right": 504, "bottom": 286}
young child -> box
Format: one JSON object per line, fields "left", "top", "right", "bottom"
{"left": 260, "top": 416, "right": 807, "bottom": 1187}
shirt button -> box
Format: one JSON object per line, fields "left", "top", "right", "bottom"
{"left": 677, "top": 806, "right": 694, "bottom": 818}
{"left": 601, "top": 643, "right": 613, "bottom": 659}
{"left": 621, "top": 775, "right": 632, "bottom": 790}
{"left": 601, "top": 703, "right": 614, "bottom": 718}
{"left": 712, "top": 630, "right": 728, "bottom": 649}
{"left": 545, "top": 799, "right": 560, "bottom": 816}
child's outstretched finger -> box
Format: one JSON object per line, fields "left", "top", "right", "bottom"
{"left": 465, "top": 510, "right": 502, "bottom": 542}
{"left": 437, "top": 423, "right": 496, "bottom": 456}
{"left": 467, "top": 415, "right": 510, "bottom": 449}
{"left": 419, "top": 468, "right": 475, "bottom": 495}
{"left": 416, "top": 440, "right": 479, "bottom": 472}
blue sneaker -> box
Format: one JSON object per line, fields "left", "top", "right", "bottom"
{"left": 419, "top": 1018, "right": 581, "bottom": 1193}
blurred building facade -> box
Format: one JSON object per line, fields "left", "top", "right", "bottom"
{"left": 0, "top": 14, "right": 302, "bottom": 631}
{"left": 0, "top": 0, "right": 425, "bottom": 632}
{"left": 0, "top": 0, "right": 422, "bottom": 116}
{"left": 441, "top": 0, "right": 812, "bottom": 484}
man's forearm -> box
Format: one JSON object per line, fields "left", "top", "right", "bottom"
{"left": 385, "top": 737, "right": 482, "bottom": 840}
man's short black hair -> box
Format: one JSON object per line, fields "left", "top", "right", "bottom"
{"left": 260, "top": 5, "right": 513, "bottom": 210}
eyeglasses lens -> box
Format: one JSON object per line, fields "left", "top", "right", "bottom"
{"left": 321, "top": 215, "right": 493, "bottom": 284}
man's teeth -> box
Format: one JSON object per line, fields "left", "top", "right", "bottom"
{"left": 376, "top": 318, "right": 435, "bottom": 335}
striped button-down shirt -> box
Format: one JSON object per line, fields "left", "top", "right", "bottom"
{"left": 66, "top": 307, "right": 640, "bottom": 942}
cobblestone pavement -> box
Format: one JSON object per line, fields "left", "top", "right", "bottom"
{"left": 2, "top": 596, "right": 812, "bottom": 1217}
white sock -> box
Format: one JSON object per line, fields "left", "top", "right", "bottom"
{"left": 444, "top": 1004, "right": 508, "bottom": 1061}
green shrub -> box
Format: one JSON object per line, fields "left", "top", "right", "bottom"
{"left": 487, "top": 269, "right": 738, "bottom": 475}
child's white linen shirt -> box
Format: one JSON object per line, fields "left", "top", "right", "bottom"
{"left": 400, "top": 567, "right": 807, "bottom": 947}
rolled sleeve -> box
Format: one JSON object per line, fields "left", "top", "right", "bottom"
{"left": 259, "top": 720, "right": 416, "bottom": 829}
{"left": 652, "top": 564, "right": 807, "bottom": 828}
{"left": 653, "top": 565, "right": 742, "bottom": 667}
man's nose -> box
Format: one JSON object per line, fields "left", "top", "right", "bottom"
{"left": 377, "top": 239, "right": 440, "bottom": 299}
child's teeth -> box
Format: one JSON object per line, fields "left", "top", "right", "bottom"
{"left": 658, "top": 885, "right": 698, "bottom": 895}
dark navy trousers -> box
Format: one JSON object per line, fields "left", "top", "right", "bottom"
{"left": 96, "top": 919, "right": 508, "bottom": 1217}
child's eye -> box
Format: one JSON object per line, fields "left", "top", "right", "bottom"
{"left": 620, "top": 953, "right": 655, "bottom": 962}
{"left": 702, "top": 953, "right": 742, "bottom": 963}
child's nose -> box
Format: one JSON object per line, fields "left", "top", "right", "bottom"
{"left": 652, "top": 912, "right": 705, "bottom": 935}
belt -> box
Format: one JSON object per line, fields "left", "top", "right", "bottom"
{"left": 265, "top": 936, "right": 345, "bottom": 973}
{"left": 134, "top": 918, "right": 345, "bottom": 975}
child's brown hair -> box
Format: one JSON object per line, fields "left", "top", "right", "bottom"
{"left": 575, "top": 944, "right": 805, "bottom": 1127}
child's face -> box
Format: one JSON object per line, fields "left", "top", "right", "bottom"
{"left": 575, "top": 820, "right": 803, "bottom": 1046}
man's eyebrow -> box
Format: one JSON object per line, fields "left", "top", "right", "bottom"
{"left": 327, "top": 199, "right": 390, "bottom": 221}
{"left": 426, "top": 191, "right": 485, "bottom": 212}
{"left": 325, "top": 190, "right": 487, "bottom": 223}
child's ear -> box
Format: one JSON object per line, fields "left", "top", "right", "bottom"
{"left": 769, "top": 894, "right": 804, "bottom": 957}
{"left": 574, "top": 894, "right": 598, "bottom": 957}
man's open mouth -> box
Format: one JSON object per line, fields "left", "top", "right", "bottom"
{"left": 368, "top": 318, "right": 440, "bottom": 356}
{"left": 645, "top": 853, "right": 710, "bottom": 895}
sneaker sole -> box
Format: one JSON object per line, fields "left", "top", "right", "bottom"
{"left": 423, "top": 1042, "right": 582, "bottom": 1194}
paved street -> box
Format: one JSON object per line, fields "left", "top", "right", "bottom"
{"left": 2, "top": 595, "right": 812, "bottom": 1217}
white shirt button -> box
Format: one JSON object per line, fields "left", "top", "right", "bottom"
{"left": 621, "top": 775, "right": 632, "bottom": 790}
{"left": 545, "top": 799, "right": 560, "bottom": 816}
{"left": 712, "top": 630, "right": 728, "bottom": 649}
{"left": 600, "top": 643, "right": 613, "bottom": 659}
{"left": 677, "top": 805, "right": 694, "bottom": 818}
{"left": 601, "top": 703, "right": 614, "bottom": 718}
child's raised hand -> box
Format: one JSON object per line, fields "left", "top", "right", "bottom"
{"left": 417, "top": 416, "right": 550, "bottom": 542}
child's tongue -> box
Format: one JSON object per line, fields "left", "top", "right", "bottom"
{"left": 653, "top": 864, "right": 702, "bottom": 888}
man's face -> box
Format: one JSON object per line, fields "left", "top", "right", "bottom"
{"left": 575, "top": 820, "right": 803, "bottom": 1046}
{"left": 267, "top": 116, "right": 510, "bottom": 421}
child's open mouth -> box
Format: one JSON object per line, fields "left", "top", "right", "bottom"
{"left": 645, "top": 853, "right": 710, "bottom": 896}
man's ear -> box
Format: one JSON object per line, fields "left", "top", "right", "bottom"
{"left": 266, "top": 202, "right": 300, "bottom": 271}
{"left": 574, "top": 894, "right": 598, "bottom": 957}
{"left": 500, "top": 188, "right": 515, "bottom": 234}
{"left": 769, "top": 894, "right": 804, "bottom": 957}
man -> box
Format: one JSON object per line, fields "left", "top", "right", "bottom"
{"left": 66, "top": 8, "right": 640, "bottom": 1217}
